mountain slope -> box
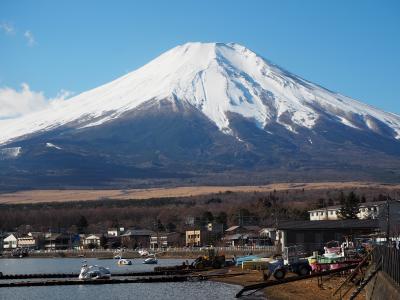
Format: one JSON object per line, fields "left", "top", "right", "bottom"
{"left": 1, "top": 42, "right": 400, "bottom": 144}
{"left": 1, "top": 42, "right": 400, "bottom": 188}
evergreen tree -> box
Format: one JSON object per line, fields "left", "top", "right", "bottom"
{"left": 155, "top": 219, "right": 165, "bottom": 231}
{"left": 76, "top": 215, "right": 88, "bottom": 233}
{"left": 100, "top": 235, "right": 108, "bottom": 249}
{"left": 338, "top": 192, "right": 360, "bottom": 219}
{"left": 215, "top": 212, "right": 227, "bottom": 227}
{"left": 166, "top": 222, "right": 176, "bottom": 232}
{"left": 202, "top": 211, "right": 214, "bottom": 223}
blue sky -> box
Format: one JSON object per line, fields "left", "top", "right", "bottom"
{"left": 0, "top": 0, "right": 399, "bottom": 116}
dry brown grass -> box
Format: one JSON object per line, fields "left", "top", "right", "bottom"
{"left": 0, "top": 181, "right": 399, "bottom": 204}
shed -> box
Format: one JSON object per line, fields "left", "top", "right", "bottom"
{"left": 277, "top": 219, "right": 380, "bottom": 253}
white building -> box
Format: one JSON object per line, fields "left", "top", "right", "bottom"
{"left": 3, "top": 234, "right": 18, "bottom": 249}
{"left": 185, "top": 230, "right": 204, "bottom": 247}
{"left": 83, "top": 234, "right": 102, "bottom": 248}
{"left": 107, "top": 227, "right": 124, "bottom": 237}
{"left": 17, "top": 232, "right": 40, "bottom": 249}
{"left": 259, "top": 227, "right": 277, "bottom": 241}
{"left": 308, "top": 202, "right": 384, "bottom": 221}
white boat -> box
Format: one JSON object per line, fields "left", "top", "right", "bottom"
{"left": 143, "top": 255, "right": 158, "bottom": 264}
{"left": 78, "top": 263, "right": 111, "bottom": 280}
{"left": 117, "top": 258, "right": 132, "bottom": 265}
{"left": 138, "top": 249, "right": 149, "bottom": 257}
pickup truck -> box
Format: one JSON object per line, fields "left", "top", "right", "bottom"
{"left": 267, "top": 258, "right": 312, "bottom": 280}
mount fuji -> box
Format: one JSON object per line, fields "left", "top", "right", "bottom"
{"left": 1, "top": 42, "right": 400, "bottom": 188}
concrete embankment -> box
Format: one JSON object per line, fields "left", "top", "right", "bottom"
{"left": 366, "top": 271, "right": 400, "bottom": 300}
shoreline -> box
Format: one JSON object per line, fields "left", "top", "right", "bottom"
{"left": 0, "top": 249, "right": 275, "bottom": 260}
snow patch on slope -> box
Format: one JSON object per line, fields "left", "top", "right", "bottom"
{"left": 46, "top": 142, "right": 62, "bottom": 150}
{"left": 0, "top": 147, "right": 21, "bottom": 159}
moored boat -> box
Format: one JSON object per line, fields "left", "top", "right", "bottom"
{"left": 235, "top": 255, "right": 260, "bottom": 266}
{"left": 143, "top": 254, "right": 158, "bottom": 264}
{"left": 117, "top": 258, "right": 132, "bottom": 265}
{"left": 78, "top": 263, "right": 111, "bottom": 280}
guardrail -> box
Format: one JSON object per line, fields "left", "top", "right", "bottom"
{"left": 372, "top": 245, "right": 400, "bottom": 286}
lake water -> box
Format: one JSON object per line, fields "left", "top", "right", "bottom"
{"left": 0, "top": 258, "right": 244, "bottom": 300}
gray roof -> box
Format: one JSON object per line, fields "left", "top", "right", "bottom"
{"left": 225, "top": 225, "right": 261, "bottom": 232}
{"left": 277, "top": 219, "right": 379, "bottom": 230}
{"left": 121, "top": 229, "right": 155, "bottom": 237}
{"left": 224, "top": 232, "right": 259, "bottom": 240}
{"left": 223, "top": 233, "right": 243, "bottom": 240}
{"left": 225, "top": 226, "right": 240, "bottom": 232}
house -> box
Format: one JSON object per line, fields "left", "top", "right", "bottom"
{"left": 83, "top": 234, "right": 102, "bottom": 248}
{"left": 107, "top": 227, "right": 125, "bottom": 237}
{"left": 3, "top": 233, "right": 18, "bottom": 249}
{"left": 185, "top": 221, "right": 224, "bottom": 247}
{"left": 44, "top": 233, "right": 70, "bottom": 250}
{"left": 185, "top": 229, "right": 206, "bottom": 247}
{"left": 223, "top": 225, "right": 261, "bottom": 247}
{"left": 308, "top": 201, "right": 385, "bottom": 221}
{"left": 106, "top": 228, "right": 125, "bottom": 249}
{"left": 308, "top": 206, "right": 341, "bottom": 221}
{"left": 276, "top": 219, "right": 380, "bottom": 253}
{"left": 121, "top": 229, "right": 154, "bottom": 249}
{"left": 150, "top": 232, "right": 183, "bottom": 250}
{"left": 17, "top": 232, "right": 43, "bottom": 249}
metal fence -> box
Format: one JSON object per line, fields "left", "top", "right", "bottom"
{"left": 19, "top": 245, "right": 277, "bottom": 255}
{"left": 372, "top": 245, "right": 400, "bottom": 286}
{"left": 163, "top": 245, "right": 277, "bottom": 253}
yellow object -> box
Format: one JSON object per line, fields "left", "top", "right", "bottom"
{"left": 308, "top": 258, "right": 317, "bottom": 264}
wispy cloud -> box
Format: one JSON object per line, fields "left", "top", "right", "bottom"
{"left": 24, "top": 30, "right": 36, "bottom": 47}
{"left": 0, "top": 22, "right": 15, "bottom": 35}
{"left": 1, "top": 21, "right": 37, "bottom": 47}
{"left": 0, "top": 83, "right": 72, "bottom": 120}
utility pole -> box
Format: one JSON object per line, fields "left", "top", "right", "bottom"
{"left": 238, "top": 210, "right": 243, "bottom": 226}
{"left": 272, "top": 194, "right": 278, "bottom": 229}
{"left": 386, "top": 200, "right": 390, "bottom": 245}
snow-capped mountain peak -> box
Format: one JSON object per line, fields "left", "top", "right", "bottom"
{"left": 1, "top": 42, "right": 400, "bottom": 145}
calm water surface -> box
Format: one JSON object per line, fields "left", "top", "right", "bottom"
{"left": 0, "top": 258, "right": 243, "bottom": 300}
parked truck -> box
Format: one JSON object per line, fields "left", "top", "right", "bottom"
{"left": 266, "top": 246, "right": 311, "bottom": 280}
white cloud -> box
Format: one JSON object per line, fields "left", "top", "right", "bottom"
{"left": 24, "top": 30, "right": 36, "bottom": 46}
{"left": 0, "top": 83, "right": 72, "bottom": 120}
{"left": 0, "top": 22, "right": 15, "bottom": 35}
